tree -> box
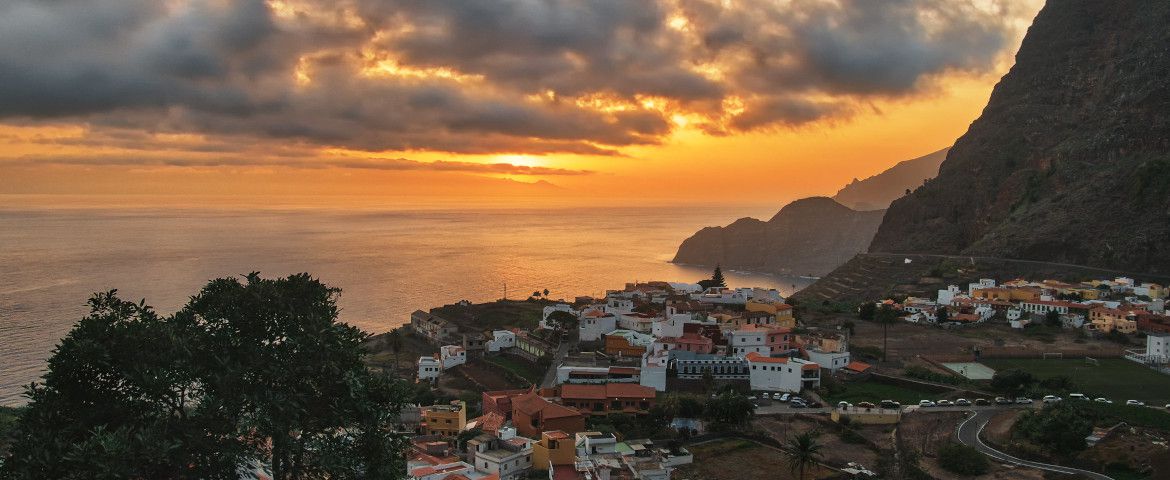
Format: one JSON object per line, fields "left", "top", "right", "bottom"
{"left": 842, "top": 320, "right": 855, "bottom": 336}
{"left": 701, "top": 392, "right": 754, "bottom": 427}
{"left": 875, "top": 304, "right": 898, "bottom": 362}
{"left": 3, "top": 274, "right": 410, "bottom": 480}
{"left": 936, "top": 307, "right": 949, "bottom": 324}
{"left": 712, "top": 265, "right": 726, "bottom": 288}
{"left": 858, "top": 302, "right": 876, "bottom": 320}
{"left": 787, "top": 431, "right": 824, "bottom": 480}
{"left": 388, "top": 328, "right": 405, "bottom": 370}
{"left": 1045, "top": 309, "right": 1061, "bottom": 327}
{"left": 990, "top": 369, "right": 1035, "bottom": 397}
{"left": 938, "top": 442, "right": 990, "bottom": 475}
{"left": 700, "top": 367, "right": 716, "bottom": 394}
{"left": 545, "top": 310, "right": 578, "bottom": 332}
{"left": 532, "top": 291, "right": 542, "bottom": 298}
{"left": 1014, "top": 402, "right": 1095, "bottom": 453}
{"left": 543, "top": 288, "right": 550, "bottom": 297}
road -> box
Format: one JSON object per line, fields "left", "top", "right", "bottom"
{"left": 955, "top": 410, "right": 1114, "bottom": 480}
{"left": 540, "top": 340, "right": 572, "bottom": 388}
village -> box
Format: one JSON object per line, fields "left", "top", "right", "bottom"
{"left": 367, "top": 270, "right": 1170, "bottom": 480}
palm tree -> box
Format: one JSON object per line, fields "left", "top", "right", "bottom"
{"left": 787, "top": 431, "right": 824, "bottom": 480}
{"left": 876, "top": 304, "right": 897, "bottom": 362}
{"left": 388, "top": 329, "right": 404, "bottom": 370}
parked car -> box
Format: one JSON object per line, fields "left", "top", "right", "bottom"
{"left": 857, "top": 401, "right": 876, "bottom": 409}
{"left": 1069, "top": 393, "right": 1088, "bottom": 401}
{"left": 747, "top": 395, "right": 757, "bottom": 401}
{"left": 1016, "top": 397, "right": 1033, "bottom": 404}
{"left": 838, "top": 401, "right": 852, "bottom": 410}
{"left": 955, "top": 398, "right": 972, "bottom": 407}
{"left": 1042, "top": 395, "right": 1061, "bottom": 404}
{"left": 995, "top": 397, "right": 1012, "bottom": 405}
{"left": 779, "top": 393, "right": 791, "bottom": 402}
{"left": 975, "top": 398, "right": 990, "bottom": 406}
{"left": 1094, "top": 397, "right": 1112, "bottom": 404}
{"left": 790, "top": 401, "right": 807, "bottom": 409}
{"left": 1126, "top": 400, "right": 1145, "bottom": 406}
{"left": 918, "top": 400, "right": 936, "bottom": 408}
{"left": 880, "top": 400, "right": 901, "bottom": 409}
{"left": 936, "top": 400, "right": 954, "bottom": 407}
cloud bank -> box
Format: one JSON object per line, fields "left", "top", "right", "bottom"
{"left": 0, "top": 0, "right": 1028, "bottom": 162}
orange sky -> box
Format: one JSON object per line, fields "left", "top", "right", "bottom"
{"left": 0, "top": 0, "right": 1044, "bottom": 206}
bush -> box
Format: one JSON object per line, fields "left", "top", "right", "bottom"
{"left": 904, "top": 366, "right": 963, "bottom": 385}
{"left": 1013, "top": 403, "right": 1094, "bottom": 454}
{"left": 938, "top": 443, "right": 990, "bottom": 476}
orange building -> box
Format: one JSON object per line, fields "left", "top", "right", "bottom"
{"left": 531, "top": 430, "right": 576, "bottom": 471}
{"left": 558, "top": 383, "right": 656, "bottom": 416}
{"left": 511, "top": 391, "right": 586, "bottom": 439}
{"left": 603, "top": 330, "right": 650, "bottom": 357}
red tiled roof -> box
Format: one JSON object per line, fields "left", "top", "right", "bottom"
{"left": 744, "top": 352, "right": 789, "bottom": 364}
{"left": 609, "top": 367, "right": 639, "bottom": 375}
{"left": 844, "top": 361, "right": 871, "bottom": 373}
{"left": 470, "top": 412, "right": 506, "bottom": 434}
{"left": 560, "top": 383, "right": 655, "bottom": 400}
{"left": 514, "top": 392, "right": 582, "bottom": 419}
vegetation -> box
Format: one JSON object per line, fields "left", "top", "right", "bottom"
{"left": 544, "top": 310, "right": 578, "bottom": 331}
{"left": 937, "top": 442, "right": 990, "bottom": 476}
{"left": 698, "top": 265, "right": 727, "bottom": 290}
{"left": 702, "top": 391, "right": 754, "bottom": 428}
{"left": 1014, "top": 402, "right": 1096, "bottom": 453}
{"left": 1, "top": 273, "right": 409, "bottom": 479}
{"left": 989, "top": 369, "right": 1037, "bottom": 397}
{"left": 875, "top": 304, "right": 898, "bottom": 362}
{"left": 984, "top": 358, "right": 1170, "bottom": 403}
{"left": 585, "top": 411, "right": 670, "bottom": 440}
{"left": 786, "top": 431, "right": 824, "bottom": 480}
{"left": 483, "top": 355, "right": 543, "bottom": 385}
{"left": 903, "top": 366, "right": 964, "bottom": 386}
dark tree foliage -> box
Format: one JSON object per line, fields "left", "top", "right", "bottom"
{"left": 2, "top": 273, "right": 410, "bottom": 480}
{"left": 544, "top": 310, "right": 579, "bottom": 331}
{"left": 701, "top": 392, "right": 754, "bottom": 427}
{"left": 858, "top": 302, "right": 876, "bottom": 320}
{"left": 1045, "top": 309, "right": 1062, "bottom": 327}
{"left": 787, "top": 431, "right": 824, "bottom": 480}
{"left": 937, "top": 442, "right": 990, "bottom": 475}
{"left": 1014, "top": 403, "right": 1095, "bottom": 453}
{"left": 936, "top": 307, "right": 950, "bottom": 323}
{"left": 990, "top": 369, "right": 1036, "bottom": 397}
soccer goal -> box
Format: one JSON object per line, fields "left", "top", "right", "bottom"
{"left": 1084, "top": 357, "right": 1100, "bottom": 366}
{"left": 1042, "top": 352, "right": 1064, "bottom": 360}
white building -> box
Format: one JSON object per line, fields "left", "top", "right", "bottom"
{"left": 651, "top": 311, "right": 692, "bottom": 338}
{"left": 937, "top": 285, "right": 963, "bottom": 306}
{"left": 605, "top": 297, "right": 635, "bottom": 314}
{"left": 418, "top": 356, "right": 441, "bottom": 381}
{"left": 540, "top": 304, "right": 576, "bottom": 329}
{"left": 640, "top": 349, "right": 669, "bottom": 392}
{"left": 1147, "top": 333, "right": 1170, "bottom": 363}
{"left": 578, "top": 308, "right": 618, "bottom": 342}
{"left": 468, "top": 427, "right": 533, "bottom": 479}
{"left": 968, "top": 279, "right": 996, "bottom": 295}
{"left": 440, "top": 345, "right": 467, "bottom": 369}
{"left": 726, "top": 326, "right": 772, "bottom": 357}
{"left": 805, "top": 348, "right": 851, "bottom": 372}
{"left": 745, "top": 353, "right": 820, "bottom": 392}
{"left": 486, "top": 330, "right": 517, "bottom": 352}
{"left": 693, "top": 287, "right": 783, "bottom": 306}
{"left": 618, "top": 312, "right": 658, "bottom": 333}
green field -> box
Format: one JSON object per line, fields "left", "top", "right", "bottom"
{"left": 823, "top": 380, "right": 947, "bottom": 405}
{"left": 982, "top": 358, "right": 1170, "bottom": 404}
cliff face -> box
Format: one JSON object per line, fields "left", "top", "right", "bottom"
{"left": 672, "top": 197, "right": 885, "bottom": 276}
{"left": 832, "top": 148, "right": 948, "bottom": 211}
{"left": 869, "top": 0, "right": 1170, "bottom": 274}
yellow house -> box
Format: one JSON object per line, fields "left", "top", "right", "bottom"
{"left": 1089, "top": 308, "right": 1137, "bottom": 334}
{"left": 531, "top": 430, "right": 575, "bottom": 471}
{"left": 422, "top": 400, "right": 467, "bottom": 437}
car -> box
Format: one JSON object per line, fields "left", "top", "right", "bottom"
{"left": 1094, "top": 397, "right": 1112, "bottom": 404}
{"left": 918, "top": 400, "right": 936, "bottom": 408}
{"left": 1042, "top": 395, "right": 1061, "bottom": 404}
{"left": 1126, "top": 400, "right": 1145, "bottom": 406}
{"left": 857, "top": 401, "right": 876, "bottom": 409}
{"left": 1069, "top": 393, "right": 1088, "bottom": 401}
{"left": 838, "top": 401, "right": 852, "bottom": 410}
{"left": 955, "top": 398, "right": 972, "bottom": 407}
{"left": 790, "top": 401, "right": 807, "bottom": 409}
{"left": 880, "top": 400, "right": 901, "bottom": 409}
{"left": 936, "top": 400, "right": 954, "bottom": 407}
{"left": 1165, "top": 404, "right": 1170, "bottom": 410}
{"left": 1016, "top": 397, "right": 1033, "bottom": 404}
{"left": 779, "top": 393, "right": 791, "bottom": 402}
{"left": 747, "top": 395, "right": 757, "bottom": 401}
{"left": 995, "top": 397, "right": 1012, "bottom": 405}
{"left": 974, "top": 398, "right": 990, "bottom": 406}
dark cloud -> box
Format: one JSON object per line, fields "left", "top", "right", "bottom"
{"left": 0, "top": 0, "right": 1027, "bottom": 160}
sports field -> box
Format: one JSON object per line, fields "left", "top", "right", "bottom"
{"left": 982, "top": 358, "right": 1170, "bottom": 404}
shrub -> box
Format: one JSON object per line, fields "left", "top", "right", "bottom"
{"left": 938, "top": 443, "right": 990, "bottom": 476}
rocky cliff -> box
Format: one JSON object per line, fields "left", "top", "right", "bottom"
{"left": 869, "top": 0, "right": 1170, "bottom": 274}
{"left": 831, "top": 148, "right": 948, "bottom": 211}
{"left": 672, "top": 197, "right": 885, "bottom": 276}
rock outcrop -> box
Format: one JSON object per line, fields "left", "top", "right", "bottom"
{"left": 831, "top": 148, "right": 948, "bottom": 211}
{"left": 869, "top": 0, "right": 1170, "bottom": 274}
{"left": 672, "top": 197, "right": 885, "bottom": 277}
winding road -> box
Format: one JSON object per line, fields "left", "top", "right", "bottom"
{"left": 955, "top": 410, "right": 1114, "bottom": 480}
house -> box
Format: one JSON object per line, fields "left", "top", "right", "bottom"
{"left": 603, "top": 329, "right": 654, "bottom": 357}
{"left": 531, "top": 430, "right": 575, "bottom": 472}
{"left": 440, "top": 345, "right": 467, "bottom": 369}
{"left": 511, "top": 391, "right": 586, "bottom": 439}
{"left": 842, "top": 361, "right": 872, "bottom": 376}
{"left": 639, "top": 349, "right": 668, "bottom": 392}
{"left": 422, "top": 400, "right": 468, "bottom": 437}
{"left": 654, "top": 332, "right": 714, "bottom": 354}
{"left": 555, "top": 366, "right": 641, "bottom": 386}
{"left": 411, "top": 310, "right": 459, "bottom": 344}
{"left": 467, "top": 426, "right": 534, "bottom": 479}
{"left": 651, "top": 309, "right": 693, "bottom": 338}
{"left": 726, "top": 325, "right": 791, "bottom": 357}
{"left": 618, "top": 312, "right": 659, "bottom": 333}
{"left": 577, "top": 306, "right": 618, "bottom": 342}
{"left": 515, "top": 330, "right": 556, "bottom": 361}
{"left": 482, "top": 389, "right": 531, "bottom": 420}
{"left": 672, "top": 351, "right": 749, "bottom": 380}
{"left": 486, "top": 329, "right": 517, "bottom": 352}
{"left": 745, "top": 352, "right": 821, "bottom": 392}
{"left": 1136, "top": 312, "right": 1170, "bottom": 334}
{"left": 1089, "top": 307, "right": 1138, "bottom": 333}
{"left": 461, "top": 332, "right": 489, "bottom": 358}
{"left": 418, "top": 356, "right": 442, "bottom": 381}
{"left": 799, "top": 332, "right": 850, "bottom": 371}
{"left": 1127, "top": 333, "right": 1170, "bottom": 365}
{"left": 468, "top": 411, "right": 507, "bottom": 435}
{"left": 558, "top": 383, "right": 656, "bottom": 416}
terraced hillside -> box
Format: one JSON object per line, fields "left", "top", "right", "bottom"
{"left": 792, "top": 253, "right": 1170, "bottom": 304}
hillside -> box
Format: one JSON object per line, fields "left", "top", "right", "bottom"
{"left": 671, "top": 197, "right": 885, "bottom": 277}
{"left": 869, "top": 0, "right": 1170, "bottom": 274}
{"left": 831, "top": 148, "right": 948, "bottom": 211}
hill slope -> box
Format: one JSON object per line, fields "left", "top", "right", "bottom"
{"left": 869, "top": 0, "right": 1170, "bottom": 274}
{"left": 831, "top": 148, "right": 948, "bottom": 211}
{"left": 671, "top": 197, "right": 885, "bottom": 277}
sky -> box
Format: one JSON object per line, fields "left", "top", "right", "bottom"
{"left": 0, "top": 0, "right": 1044, "bottom": 205}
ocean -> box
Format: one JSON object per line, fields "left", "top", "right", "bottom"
{"left": 0, "top": 196, "right": 811, "bottom": 406}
